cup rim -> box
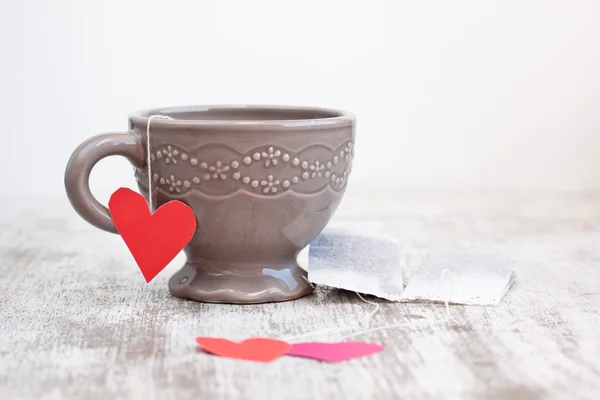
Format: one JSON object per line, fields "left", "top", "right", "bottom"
{"left": 129, "top": 104, "right": 355, "bottom": 130}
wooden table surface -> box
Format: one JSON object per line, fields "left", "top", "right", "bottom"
{"left": 1, "top": 189, "right": 599, "bottom": 400}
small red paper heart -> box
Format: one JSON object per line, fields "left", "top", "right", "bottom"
{"left": 286, "top": 342, "right": 383, "bottom": 362}
{"left": 108, "top": 188, "right": 196, "bottom": 283}
{"left": 195, "top": 337, "right": 291, "bottom": 363}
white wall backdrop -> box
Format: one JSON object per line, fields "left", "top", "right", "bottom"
{"left": 1, "top": 0, "right": 599, "bottom": 200}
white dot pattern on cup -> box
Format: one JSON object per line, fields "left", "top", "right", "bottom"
{"left": 149, "top": 141, "right": 354, "bottom": 195}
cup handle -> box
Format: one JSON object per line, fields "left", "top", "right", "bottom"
{"left": 64, "top": 132, "right": 145, "bottom": 234}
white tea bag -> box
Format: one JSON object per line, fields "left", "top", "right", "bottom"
{"left": 306, "top": 227, "right": 404, "bottom": 300}
{"left": 401, "top": 252, "right": 516, "bottom": 305}
{"left": 304, "top": 227, "right": 516, "bottom": 305}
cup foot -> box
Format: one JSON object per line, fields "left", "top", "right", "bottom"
{"left": 168, "top": 259, "right": 314, "bottom": 304}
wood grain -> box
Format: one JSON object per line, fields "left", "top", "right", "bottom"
{"left": 1, "top": 190, "right": 599, "bottom": 400}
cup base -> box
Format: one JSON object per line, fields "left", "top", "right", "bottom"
{"left": 168, "top": 258, "right": 314, "bottom": 304}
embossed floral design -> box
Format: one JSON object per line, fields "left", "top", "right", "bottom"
{"left": 262, "top": 147, "right": 281, "bottom": 167}
{"left": 260, "top": 175, "right": 280, "bottom": 193}
{"left": 150, "top": 140, "right": 354, "bottom": 195}
{"left": 158, "top": 145, "right": 179, "bottom": 164}
{"left": 208, "top": 161, "right": 230, "bottom": 180}
{"left": 309, "top": 161, "right": 325, "bottom": 178}
{"left": 165, "top": 174, "right": 182, "bottom": 192}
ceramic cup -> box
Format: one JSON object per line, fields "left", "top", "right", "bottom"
{"left": 64, "top": 105, "right": 355, "bottom": 304}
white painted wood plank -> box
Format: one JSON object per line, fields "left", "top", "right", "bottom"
{"left": 1, "top": 191, "right": 599, "bottom": 399}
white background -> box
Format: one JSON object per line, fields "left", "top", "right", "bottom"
{"left": 1, "top": 0, "right": 599, "bottom": 200}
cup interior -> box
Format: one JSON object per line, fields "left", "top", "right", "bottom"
{"left": 138, "top": 105, "right": 345, "bottom": 122}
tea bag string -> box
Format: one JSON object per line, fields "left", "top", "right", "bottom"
{"left": 335, "top": 268, "right": 452, "bottom": 341}
{"left": 146, "top": 115, "right": 173, "bottom": 211}
{"left": 286, "top": 268, "right": 452, "bottom": 342}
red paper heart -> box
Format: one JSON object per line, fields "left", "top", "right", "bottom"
{"left": 286, "top": 342, "right": 383, "bottom": 362}
{"left": 195, "top": 337, "right": 291, "bottom": 363}
{"left": 108, "top": 188, "right": 196, "bottom": 283}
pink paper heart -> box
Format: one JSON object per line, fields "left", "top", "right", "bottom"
{"left": 286, "top": 342, "right": 383, "bottom": 362}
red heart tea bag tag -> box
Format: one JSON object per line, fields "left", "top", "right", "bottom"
{"left": 109, "top": 187, "right": 196, "bottom": 283}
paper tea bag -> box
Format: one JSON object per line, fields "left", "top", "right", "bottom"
{"left": 306, "top": 227, "right": 404, "bottom": 301}
{"left": 401, "top": 252, "right": 516, "bottom": 305}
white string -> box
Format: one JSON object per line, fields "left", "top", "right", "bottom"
{"left": 355, "top": 292, "right": 380, "bottom": 325}
{"left": 287, "top": 277, "right": 380, "bottom": 342}
{"left": 146, "top": 115, "right": 173, "bottom": 211}
{"left": 300, "top": 274, "right": 380, "bottom": 322}
{"left": 284, "top": 292, "right": 379, "bottom": 342}
{"left": 334, "top": 268, "right": 452, "bottom": 341}
{"left": 286, "top": 268, "right": 453, "bottom": 342}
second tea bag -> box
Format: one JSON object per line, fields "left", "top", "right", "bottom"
{"left": 401, "top": 252, "right": 516, "bottom": 305}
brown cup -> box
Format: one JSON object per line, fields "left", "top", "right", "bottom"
{"left": 64, "top": 105, "right": 355, "bottom": 304}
